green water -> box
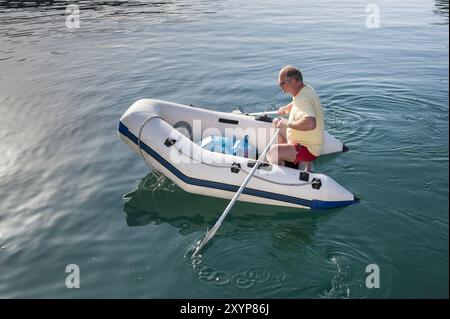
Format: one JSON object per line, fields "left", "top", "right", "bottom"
{"left": 0, "top": 0, "right": 448, "bottom": 298}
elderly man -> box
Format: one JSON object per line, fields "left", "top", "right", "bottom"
{"left": 267, "top": 65, "right": 324, "bottom": 170}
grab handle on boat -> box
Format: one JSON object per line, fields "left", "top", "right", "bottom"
{"left": 164, "top": 138, "right": 177, "bottom": 147}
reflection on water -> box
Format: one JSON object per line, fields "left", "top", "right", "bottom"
{"left": 122, "top": 173, "right": 387, "bottom": 297}
{"left": 122, "top": 172, "right": 336, "bottom": 240}
{"left": 0, "top": 0, "right": 158, "bottom": 8}
{"left": 0, "top": 0, "right": 216, "bottom": 16}
{"left": 0, "top": 0, "right": 217, "bottom": 40}
{"left": 434, "top": 0, "right": 449, "bottom": 22}
{"left": 122, "top": 171, "right": 220, "bottom": 235}
{"left": 122, "top": 172, "right": 341, "bottom": 293}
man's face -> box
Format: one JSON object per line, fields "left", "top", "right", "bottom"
{"left": 278, "top": 73, "right": 294, "bottom": 95}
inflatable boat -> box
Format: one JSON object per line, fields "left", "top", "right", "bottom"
{"left": 118, "top": 99, "right": 358, "bottom": 210}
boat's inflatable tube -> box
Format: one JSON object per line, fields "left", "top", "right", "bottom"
{"left": 118, "top": 99, "right": 358, "bottom": 210}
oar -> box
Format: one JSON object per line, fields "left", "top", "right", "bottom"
{"left": 248, "top": 111, "right": 290, "bottom": 118}
{"left": 248, "top": 110, "right": 279, "bottom": 116}
{"left": 193, "top": 128, "right": 281, "bottom": 256}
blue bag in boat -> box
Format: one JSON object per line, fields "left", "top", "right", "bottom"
{"left": 199, "top": 135, "right": 257, "bottom": 159}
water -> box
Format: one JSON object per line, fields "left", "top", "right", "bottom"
{"left": 0, "top": 0, "right": 448, "bottom": 298}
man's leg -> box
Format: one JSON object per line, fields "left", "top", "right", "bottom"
{"left": 267, "top": 143, "right": 297, "bottom": 165}
{"left": 272, "top": 119, "right": 287, "bottom": 144}
{"left": 277, "top": 126, "right": 287, "bottom": 144}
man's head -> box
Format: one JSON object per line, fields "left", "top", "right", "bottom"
{"left": 278, "top": 65, "right": 304, "bottom": 96}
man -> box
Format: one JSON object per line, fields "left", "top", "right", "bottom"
{"left": 267, "top": 65, "right": 324, "bottom": 170}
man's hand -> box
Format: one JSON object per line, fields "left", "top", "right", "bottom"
{"left": 278, "top": 103, "right": 292, "bottom": 115}
{"left": 273, "top": 118, "right": 289, "bottom": 128}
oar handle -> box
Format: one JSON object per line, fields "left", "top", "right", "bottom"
{"left": 249, "top": 111, "right": 280, "bottom": 116}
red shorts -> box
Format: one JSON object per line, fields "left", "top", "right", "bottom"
{"left": 291, "top": 143, "right": 317, "bottom": 163}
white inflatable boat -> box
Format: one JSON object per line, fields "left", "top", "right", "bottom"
{"left": 118, "top": 99, "right": 358, "bottom": 210}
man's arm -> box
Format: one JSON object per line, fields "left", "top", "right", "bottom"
{"left": 288, "top": 98, "right": 316, "bottom": 131}
{"left": 275, "top": 116, "right": 316, "bottom": 131}
{"left": 288, "top": 117, "right": 316, "bottom": 131}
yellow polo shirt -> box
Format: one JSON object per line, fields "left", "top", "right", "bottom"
{"left": 286, "top": 84, "right": 324, "bottom": 157}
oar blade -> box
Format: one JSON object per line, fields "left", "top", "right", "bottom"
{"left": 193, "top": 223, "right": 221, "bottom": 256}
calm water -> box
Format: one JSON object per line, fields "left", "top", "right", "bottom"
{"left": 0, "top": 0, "right": 448, "bottom": 298}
